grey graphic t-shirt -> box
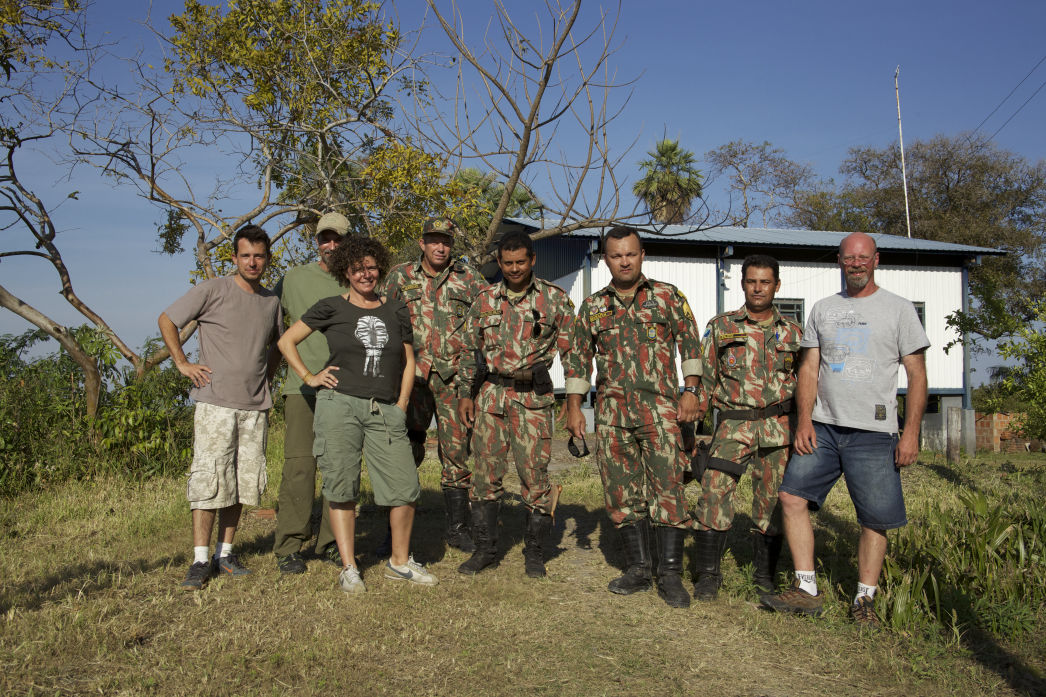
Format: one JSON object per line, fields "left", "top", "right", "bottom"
{"left": 801, "top": 287, "right": 929, "bottom": 434}
{"left": 301, "top": 295, "right": 414, "bottom": 403}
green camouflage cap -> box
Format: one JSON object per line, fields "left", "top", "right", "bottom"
{"left": 422, "top": 217, "right": 458, "bottom": 236}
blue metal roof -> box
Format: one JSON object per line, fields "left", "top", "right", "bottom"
{"left": 504, "top": 218, "right": 1004, "bottom": 255}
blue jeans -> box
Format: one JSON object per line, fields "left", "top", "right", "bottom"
{"left": 779, "top": 422, "right": 906, "bottom": 530}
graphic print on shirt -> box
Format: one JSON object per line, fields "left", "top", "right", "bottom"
{"left": 355, "top": 315, "right": 389, "bottom": 377}
{"left": 821, "top": 309, "right": 871, "bottom": 380}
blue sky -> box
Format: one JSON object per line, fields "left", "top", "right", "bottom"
{"left": 3, "top": 0, "right": 1044, "bottom": 380}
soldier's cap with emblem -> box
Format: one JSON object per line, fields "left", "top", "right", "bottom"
{"left": 422, "top": 217, "right": 459, "bottom": 237}
{"left": 316, "top": 211, "right": 350, "bottom": 238}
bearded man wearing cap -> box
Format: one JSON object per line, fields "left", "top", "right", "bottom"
{"left": 271, "top": 211, "right": 349, "bottom": 574}
{"left": 380, "top": 217, "right": 488, "bottom": 553}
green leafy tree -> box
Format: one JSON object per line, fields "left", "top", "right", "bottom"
{"left": 633, "top": 139, "right": 703, "bottom": 224}
{"left": 997, "top": 303, "right": 1046, "bottom": 439}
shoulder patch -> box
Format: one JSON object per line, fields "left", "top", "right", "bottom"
{"left": 675, "top": 289, "right": 694, "bottom": 320}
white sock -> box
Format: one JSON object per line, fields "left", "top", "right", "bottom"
{"left": 193, "top": 546, "right": 210, "bottom": 564}
{"left": 796, "top": 570, "right": 817, "bottom": 596}
{"left": 215, "top": 542, "right": 234, "bottom": 559}
{"left": 855, "top": 582, "right": 877, "bottom": 603}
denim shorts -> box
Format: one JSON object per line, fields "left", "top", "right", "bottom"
{"left": 779, "top": 422, "right": 906, "bottom": 530}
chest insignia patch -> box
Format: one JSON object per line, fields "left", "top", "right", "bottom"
{"left": 401, "top": 283, "right": 421, "bottom": 293}
{"left": 783, "top": 354, "right": 794, "bottom": 371}
{"left": 589, "top": 310, "right": 613, "bottom": 323}
{"left": 642, "top": 299, "right": 658, "bottom": 309}
{"left": 727, "top": 353, "right": 738, "bottom": 367}
{"left": 646, "top": 325, "right": 658, "bottom": 342}
{"left": 720, "top": 332, "right": 747, "bottom": 343}
{"left": 479, "top": 309, "right": 501, "bottom": 318}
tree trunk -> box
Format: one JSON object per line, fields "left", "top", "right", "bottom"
{"left": 0, "top": 284, "right": 102, "bottom": 419}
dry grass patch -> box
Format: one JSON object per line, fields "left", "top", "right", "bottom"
{"left": 0, "top": 447, "right": 1042, "bottom": 696}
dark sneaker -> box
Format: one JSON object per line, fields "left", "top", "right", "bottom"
{"left": 761, "top": 579, "right": 825, "bottom": 617}
{"left": 214, "top": 554, "right": 251, "bottom": 576}
{"left": 384, "top": 555, "right": 438, "bottom": 585}
{"left": 320, "top": 543, "right": 343, "bottom": 567}
{"left": 180, "top": 560, "right": 213, "bottom": 590}
{"left": 850, "top": 595, "right": 881, "bottom": 628}
{"left": 277, "top": 552, "right": 307, "bottom": 575}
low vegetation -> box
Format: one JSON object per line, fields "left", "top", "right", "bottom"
{"left": 1, "top": 429, "right": 1043, "bottom": 695}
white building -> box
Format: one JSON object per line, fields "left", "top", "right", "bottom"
{"left": 496, "top": 219, "right": 1003, "bottom": 450}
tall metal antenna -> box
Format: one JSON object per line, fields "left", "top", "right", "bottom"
{"left": 895, "top": 66, "right": 912, "bottom": 238}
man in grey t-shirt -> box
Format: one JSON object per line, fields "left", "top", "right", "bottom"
{"left": 762, "top": 232, "right": 928, "bottom": 627}
{"left": 159, "top": 225, "right": 282, "bottom": 591}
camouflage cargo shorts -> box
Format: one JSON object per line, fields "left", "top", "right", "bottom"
{"left": 186, "top": 402, "right": 269, "bottom": 510}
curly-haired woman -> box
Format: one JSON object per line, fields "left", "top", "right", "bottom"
{"left": 278, "top": 236, "right": 437, "bottom": 593}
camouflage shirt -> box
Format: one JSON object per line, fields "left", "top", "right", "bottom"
{"left": 458, "top": 276, "right": 575, "bottom": 412}
{"left": 381, "top": 257, "right": 488, "bottom": 381}
{"left": 699, "top": 304, "right": 802, "bottom": 447}
{"left": 564, "top": 275, "right": 702, "bottom": 427}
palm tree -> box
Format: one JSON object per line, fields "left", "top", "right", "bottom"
{"left": 633, "top": 139, "right": 703, "bottom": 223}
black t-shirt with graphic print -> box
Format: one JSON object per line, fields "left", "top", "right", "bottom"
{"left": 301, "top": 295, "right": 413, "bottom": 403}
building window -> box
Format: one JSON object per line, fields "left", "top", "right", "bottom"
{"left": 913, "top": 301, "right": 926, "bottom": 327}
{"left": 776, "top": 298, "right": 804, "bottom": 326}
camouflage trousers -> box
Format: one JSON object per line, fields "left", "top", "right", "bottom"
{"left": 695, "top": 433, "right": 788, "bottom": 534}
{"left": 407, "top": 371, "right": 471, "bottom": 489}
{"left": 470, "top": 401, "right": 553, "bottom": 513}
{"left": 595, "top": 421, "right": 692, "bottom": 529}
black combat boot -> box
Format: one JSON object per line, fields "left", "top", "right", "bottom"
{"left": 523, "top": 508, "right": 553, "bottom": 578}
{"left": 443, "top": 486, "right": 476, "bottom": 553}
{"left": 656, "top": 526, "right": 691, "bottom": 608}
{"left": 607, "top": 518, "right": 652, "bottom": 594}
{"left": 457, "top": 500, "right": 499, "bottom": 575}
{"left": 752, "top": 531, "right": 784, "bottom": 595}
{"left": 692, "top": 529, "right": 728, "bottom": 600}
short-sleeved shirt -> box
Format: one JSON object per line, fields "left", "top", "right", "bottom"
{"left": 301, "top": 296, "right": 413, "bottom": 404}
{"left": 802, "top": 287, "right": 930, "bottom": 433}
{"left": 273, "top": 262, "right": 346, "bottom": 397}
{"left": 163, "top": 276, "right": 281, "bottom": 411}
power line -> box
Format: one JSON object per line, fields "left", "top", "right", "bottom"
{"left": 989, "top": 76, "right": 1046, "bottom": 141}
{"left": 971, "top": 52, "right": 1046, "bottom": 137}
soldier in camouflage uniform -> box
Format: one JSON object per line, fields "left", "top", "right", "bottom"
{"left": 456, "top": 231, "right": 575, "bottom": 578}
{"left": 693, "top": 254, "right": 802, "bottom": 600}
{"left": 564, "top": 227, "right": 702, "bottom": 609}
{"left": 380, "top": 218, "right": 488, "bottom": 552}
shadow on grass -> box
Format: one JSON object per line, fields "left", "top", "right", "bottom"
{"left": 959, "top": 623, "right": 1046, "bottom": 696}
{"left": 0, "top": 554, "right": 188, "bottom": 614}
{"left": 921, "top": 461, "right": 966, "bottom": 487}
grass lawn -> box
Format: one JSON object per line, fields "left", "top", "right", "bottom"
{"left": 0, "top": 436, "right": 1043, "bottom": 696}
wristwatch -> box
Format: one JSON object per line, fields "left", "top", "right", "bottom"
{"left": 682, "top": 386, "right": 700, "bottom": 395}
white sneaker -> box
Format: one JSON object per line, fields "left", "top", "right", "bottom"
{"left": 384, "top": 555, "right": 438, "bottom": 586}
{"left": 338, "top": 565, "right": 366, "bottom": 594}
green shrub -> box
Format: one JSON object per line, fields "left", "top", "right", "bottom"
{"left": 0, "top": 330, "right": 194, "bottom": 495}
{"left": 881, "top": 488, "right": 1046, "bottom": 639}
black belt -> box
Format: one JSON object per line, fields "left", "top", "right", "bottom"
{"left": 486, "top": 373, "right": 535, "bottom": 392}
{"left": 718, "top": 399, "right": 794, "bottom": 421}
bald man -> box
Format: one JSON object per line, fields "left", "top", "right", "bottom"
{"left": 761, "top": 232, "right": 928, "bottom": 628}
